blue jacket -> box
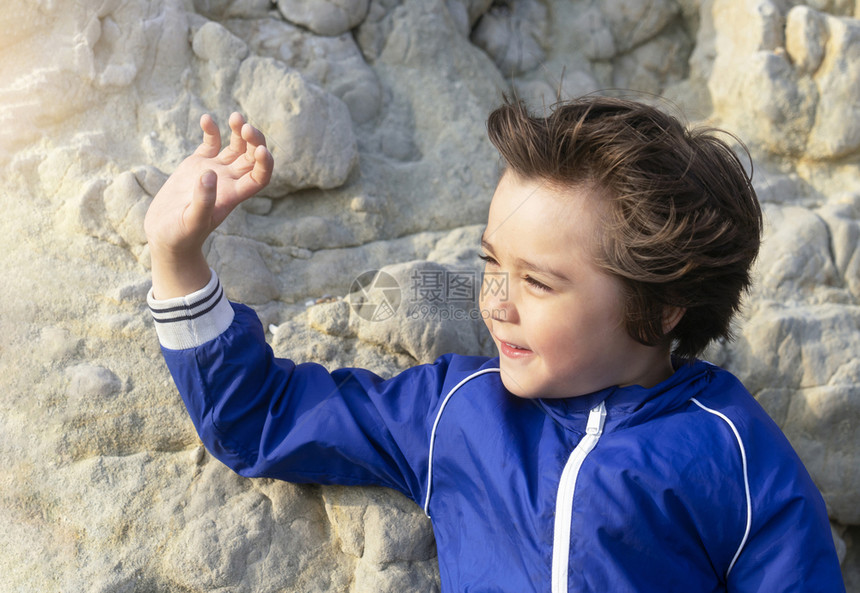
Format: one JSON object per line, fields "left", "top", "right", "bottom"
{"left": 149, "top": 274, "right": 845, "bottom": 592}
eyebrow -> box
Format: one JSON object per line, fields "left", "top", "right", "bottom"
{"left": 481, "top": 234, "right": 572, "bottom": 283}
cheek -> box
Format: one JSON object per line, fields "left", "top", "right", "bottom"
{"left": 528, "top": 305, "right": 575, "bottom": 349}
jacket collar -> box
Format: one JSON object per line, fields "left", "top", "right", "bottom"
{"left": 531, "top": 359, "right": 716, "bottom": 434}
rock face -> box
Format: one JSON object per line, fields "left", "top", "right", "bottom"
{"left": 1, "top": 0, "right": 858, "bottom": 591}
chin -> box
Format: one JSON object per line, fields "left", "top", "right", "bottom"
{"left": 499, "top": 373, "right": 539, "bottom": 399}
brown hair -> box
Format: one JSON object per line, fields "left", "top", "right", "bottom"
{"left": 486, "top": 96, "right": 763, "bottom": 359}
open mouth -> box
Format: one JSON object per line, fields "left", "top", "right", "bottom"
{"left": 498, "top": 339, "right": 532, "bottom": 358}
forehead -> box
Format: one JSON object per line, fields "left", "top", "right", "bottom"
{"left": 485, "top": 172, "right": 604, "bottom": 250}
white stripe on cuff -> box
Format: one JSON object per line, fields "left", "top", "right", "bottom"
{"left": 147, "top": 270, "right": 234, "bottom": 350}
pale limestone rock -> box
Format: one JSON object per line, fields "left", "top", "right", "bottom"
{"left": 37, "top": 327, "right": 83, "bottom": 363}
{"left": 66, "top": 364, "right": 123, "bottom": 400}
{"left": 193, "top": 0, "right": 273, "bottom": 19}
{"left": 818, "top": 194, "right": 860, "bottom": 301}
{"left": 354, "top": 0, "right": 403, "bottom": 63}
{"left": 349, "top": 260, "right": 494, "bottom": 363}
{"left": 569, "top": 4, "right": 617, "bottom": 60}
{"left": 470, "top": 0, "right": 547, "bottom": 75}
{"left": 445, "top": 0, "right": 491, "bottom": 36}
{"left": 611, "top": 28, "right": 693, "bottom": 94}
{"left": 233, "top": 56, "right": 358, "bottom": 195}
{"left": 307, "top": 299, "right": 352, "bottom": 337}
{"left": 784, "top": 383, "right": 860, "bottom": 525}
{"left": 599, "top": 0, "right": 682, "bottom": 55}
{"left": 224, "top": 18, "right": 383, "bottom": 123}
{"left": 804, "top": 13, "right": 860, "bottom": 159}
{"left": 103, "top": 170, "right": 152, "bottom": 247}
{"left": 2, "top": 0, "right": 860, "bottom": 590}
{"left": 711, "top": 1, "right": 860, "bottom": 160}
{"left": 192, "top": 20, "right": 249, "bottom": 65}
{"left": 785, "top": 5, "right": 827, "bottom": 74}
{"left": 208, "top": 234, "right": 279, "bottom": 304}
{"left": 352, "top": 557, "right": 441, "bottom": 592}
{"left": 322, "top": 486, "right": 369, "bottom": 557}
{"left": 363, "top": 501, "right": 436, "bottom": 563}
{"left": 754, "top": 204, "right": 841, "bottom": 302}
{"left": 277, "top": 0, "right": 370, "bottom": 36}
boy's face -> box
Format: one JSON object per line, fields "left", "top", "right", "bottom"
{"left": 479, "top": 171, "right": 673, "bottom": 399}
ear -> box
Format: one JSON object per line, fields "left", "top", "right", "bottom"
{"left": 662, "top": 306, "right": 685, "bottom": 335}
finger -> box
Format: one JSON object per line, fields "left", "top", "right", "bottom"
{"left": 238, "top": 144, "right": 273, "bottom": 195}
{"left": 252, "top": 144, "right": 274, "bottom": 187}
{"left": 223, "top": 112, "right": 247, "bottom": 162}
{"left": 185, "top": 170, "right": 217, "bottom": 234}
{"left": 241, "top": 122, "right": 267, "bottom": 161}
{"left": 197, "top": 114, "right": 221, "bottom": 157}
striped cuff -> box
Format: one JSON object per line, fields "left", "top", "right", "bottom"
{"left": 147, "top": 270, "right": 234, "bottom": 350}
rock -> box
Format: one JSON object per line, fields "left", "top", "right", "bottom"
{"left": 753, "top": 204, "right": 841, "bottom": 302}
{"left": 352, "top": 558, "right": 441, "bottom": 591}
{"left": 193, "top": 0, "right": 272, "bottom": 19}
{"left": 818, "top": 194, "right": 860, "bottom": 301}
{"left": 784, "top": 384, "right": 860, "bottom": 525}
{"left": 470, "top": 0, "right": 547, "bottom": 76}
{"left": 307, "top": 299, "right": 352, "bottom": 337}
{"left": 363, "top": 500, "right": 436, "bottom": 563}
{"left": 38, "top": 327, "right": 83, "bottom": 363}
{"left": 785, "top": 5, "right": 827, "bottom": 74}
{"left": 276, "top": 0, "right": 370, "bottom": 36}
{"left": 103, "top": 170, "right": 152, "bottom": 247}
{"left": 710, "top": 2, "right": 860, "bottom": 160}
{"left": 192, "top": 20, "right": 249, "bottom": 64}
{"left": 2, "top": 0, "right": 860, "bottom": 590}
{"left": 223, "top": 18, "right": 383, "bottom": 124}
{"left": 208, "top": 234, "right": 279, "bottom": 304}
{"left": 803, "top": 13, "right": 860, "bottom": 159}
{"left": 233, "top": 56, "right": 358, "bottom": 195}
{"left": 65, "top": 364, "right": 123, "bottom": 400}
{"left": 349, "top": 260, "right": 494, "bottom": 363}
{"left": 599, "top": 0, "right": 682, "bottom": 55}
{"left": 445, "top": 0, "right": 493, "bottom": 36}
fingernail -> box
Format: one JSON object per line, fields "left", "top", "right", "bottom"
{"left": 201, "top": 170, "right": 216, "bottom": 188}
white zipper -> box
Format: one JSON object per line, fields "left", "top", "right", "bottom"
{"left": 551, "top": 401, "right": 607, "bottom": 593}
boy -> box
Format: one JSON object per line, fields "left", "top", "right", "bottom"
{"left": 145, "top": 100, "right": 845, "bottom": 591}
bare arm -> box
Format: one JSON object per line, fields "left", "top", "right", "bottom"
{"left": 144, "top": 112, "right": 274, "bottom": 299}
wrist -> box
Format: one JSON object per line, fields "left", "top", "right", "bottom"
{"left": 150, "top": 248, "right": 212, "bottom": 300}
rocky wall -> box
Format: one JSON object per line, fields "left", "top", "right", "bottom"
{"left": 1, "top": 0, "right": 858, "bottom": 590}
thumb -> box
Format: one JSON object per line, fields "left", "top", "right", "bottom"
{"left": 185, "top": 170, "right": 217, "bottom": 234}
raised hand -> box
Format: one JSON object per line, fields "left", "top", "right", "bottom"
{"left": 145, "top": 112, "right": 274, "bottom": 299}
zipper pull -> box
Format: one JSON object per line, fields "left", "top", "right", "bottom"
{"left": 585, "top": 401, "right": 607, "bottom": 436}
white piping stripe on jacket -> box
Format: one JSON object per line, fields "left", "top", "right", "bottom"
{"left": 691, "top": 397, "right": 752, "bottom": 578}
{"left": 551, "top": 401, "right": 608, "bottom": 593}
{"left": 423, "top": 368, "right": 501, "bottom": 517}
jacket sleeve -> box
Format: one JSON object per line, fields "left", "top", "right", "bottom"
{"left": 700, "top": 375, "right": 847, "bottom": 593}
{"left": 147, "top": 271, "right": 455, "bottom": 504}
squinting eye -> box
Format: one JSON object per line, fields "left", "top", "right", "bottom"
{"left": 478, "top": 254, "right": 498, "bottom": 266}
{"left": 525, "top": 276, "right": 551, "bottom": 292}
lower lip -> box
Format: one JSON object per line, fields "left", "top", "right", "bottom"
{"left": 499, "top": 340, "right": 533, "bottom": 359}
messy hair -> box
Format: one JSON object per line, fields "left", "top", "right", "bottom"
{"left": 486, "top": 96, "right": 763, "bottom": 359}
